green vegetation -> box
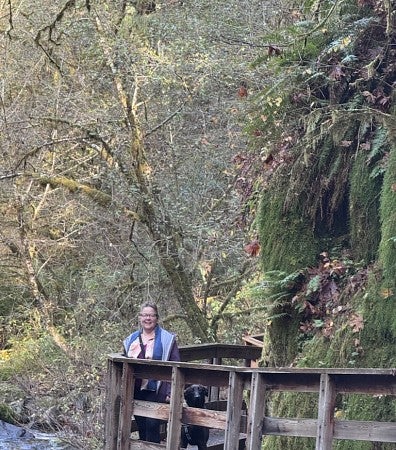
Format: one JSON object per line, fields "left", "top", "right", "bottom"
{"left": 0, "top": 0, "right": 394, "bottom": 448}
{"left": 250, "top": 1, "right": 396, "bottom": 448}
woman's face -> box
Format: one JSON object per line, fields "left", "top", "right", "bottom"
{"left": 139, "top": 306, "right": 158, "bottom": 333}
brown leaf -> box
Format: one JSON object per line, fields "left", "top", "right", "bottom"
{"left": 329, "top": 65, "right": 344, "bottom": 80}
{"left": 380, "top": 287, "right": 393, "bottom": 298}
{"left": 349, "top": 313, "right": 364, "bottom": 333}
{"left": 362, "top": 91, "right": 376, "bottom": 103}
{"left": 244, "top": 239, "right": 260, "bottom": 257}
{"left": 360, "top": 142, "right": 371, "bottom": 150}
{"left": 263, "top": 153, "right": 274, "bottom": 166}
{"left": 322, "top": 318, "right": 334, "bottom": 338}
{"left": 268, "top": 45, "right": 282, "bottom": 57}
{"left": 237, "top": 82, "right": 248, "bottom": 98}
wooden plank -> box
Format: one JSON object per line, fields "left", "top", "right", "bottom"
{"left": 123, "top": 364, "right": 173, "bottom": 383}
{"left": 133, "top": 400, "right": 230, "bottom": 430}
{"left": 129, "top": 441, "right": 165, "bottom": 449}
{"left": 316, "top": 373, "right": 336, "bottom": 450}
{"left": 224, "top": 372, "right": 245, "bottom": 450}
{"left": 334, "top": 374, "right": 396, "bottom": 395}
{"left": 166, "top": 367, "right": 184, "bottom": 450}
{"left": 205, "top": 400, "right": 228, "bottom": 411}
{"left": 122, "top": 360, "right": 233, "bottom": 387}
{"left": 118, "top": 363, "right": 135, "bottom": 450}
{"left": 206, "top": 438, "right": 247, "bottom": 450}
{"left": 242, "top": 334, "right": 264, "bottom": 347}
{"left": 184, "top": 368, "right": 231, "bottom": 387}
{"left": 264, "top": 417, "right": 396, "bottom": 442}
{"left": 246, "top": 372, "right": 266, "bottom": 449}
{"left": 106, "top": 354, "right": 396, "bottom": 450}
{"left": 183, "top": 406, "right": 228, "bottom": 430}
{"left": 108, "top": 356, "right": 396, "bottom": 377}
{"left": 209, "top": 358, "right": 221, "bottom": 401}
{"left": 334, "top": 420, "right": 396, "bottom": 442}
{"left": 179, "top": 344, "right": 262, "bottom": 361}
{"left": 133, "top": 400, "right": 170, "bottom": 421}
{"left": 255, "top": 372, "right": 321, "bottom": 393}
{"left": 105, "top": 360, "right": 123, "bottom": 450}
{"left": 263, "top": 417, "right": 317, "bottom": 437}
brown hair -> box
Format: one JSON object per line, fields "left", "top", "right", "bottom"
{"left": 139, "top": 301, "right": 159, "bottom": 318}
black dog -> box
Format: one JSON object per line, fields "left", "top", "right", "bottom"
{"left": 181, "top": 384, "right": 210, "bottom": 449}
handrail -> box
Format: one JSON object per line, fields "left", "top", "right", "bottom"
{"left": 105, "top": 349, "right": 396, "bottom": 450}
{"left": 178, "top": 342, "right": 262, "bottom": 363}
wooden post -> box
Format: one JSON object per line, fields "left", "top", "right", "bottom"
{"left": 316, "top": 373, "right": 336, "bottom": 450}
{"left": 224, "top": 371, "right": 245, "bottom": 450}
{"left": 118, "top": 361, "right": 135, "bottom": 450}
{"left": 166, "top": 367, "right": 185, "bottom": 450}
{"left": 246, "top": 372, "right": 266, "bottom": 449}
{"left": 210, "top": 357, "right": 221, "bottom": 401}
{"left": 105, "top": 359, "right": 123, "bottom": 450}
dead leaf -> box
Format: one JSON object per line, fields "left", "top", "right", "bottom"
{"left": 268, "top": 45, "right": 282, "bottom": 56}
{"left": 380, "top": 287, "right": 393, "bottom": 298}
{"left": 244, "top": 239, "right": 260, "bottom": 257}
{"left": 362, "top": 91, "right": 376, "bottom": 103}
{"left": 329, "top": 65, "right": 344, "bottom": 80}
{"left": 349, "top": 313, "right": 364, "bottom": 333}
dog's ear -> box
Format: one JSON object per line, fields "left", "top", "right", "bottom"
{"left": 203, "top": 386, "right": 208, "bottom": 397}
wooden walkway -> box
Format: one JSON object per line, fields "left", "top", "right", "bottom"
{"left": 105, "top": 344, "right": 396, "bottom": 450}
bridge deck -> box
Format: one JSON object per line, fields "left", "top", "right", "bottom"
{"left": 105, "top": 344, "right": 396, "bottom": 450}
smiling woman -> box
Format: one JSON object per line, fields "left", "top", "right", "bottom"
{"left": 122, "top": 302, "right": 180, "bottom": 443}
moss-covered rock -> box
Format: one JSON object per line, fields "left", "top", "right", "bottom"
{"left": 257, "top": 176, "right": 318, "bottom": 273}
{"left": 349, "top": 149, "right": 382, "bottom": 263}
{"left": 256, "top": 2, "right": 395, "bottom": 446}
{"left": 261, "top": 281, "right": 395, "bottom": 450}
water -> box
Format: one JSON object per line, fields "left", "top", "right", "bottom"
{"left": 0, "top": 431, "right": 76, "bottom": 449}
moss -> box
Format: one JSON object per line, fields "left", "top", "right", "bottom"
{"left": 379, "top": 141, "right": 396, "bottom": 289}
{"left": 349, "top": 150, "right": 381, "bottom": 263}
{"left": 261, "top": 303, "right": 302, "bottom": 367}
{"left": 335, "top": 394, "right": 395, "bottom": 450}
{"left": 263, "top": 435, "right": 315, "bottom": 450}
{"left": 257, "top": 178, "right": 318, "bottom": 272}
{"left": 254, "top": 2, "right": 395, "bottom": 448}
{"left": 262, "top": 391, "right": 317, "bottom": 450}
{"left": 357, "top": 288, "right": 396, "bottom": 368}
{"left": 261, "top": 281, "right": 395, "bottom": 450}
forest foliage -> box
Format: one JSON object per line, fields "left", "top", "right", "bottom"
{"left": 0, "top": 0, "right": 395, "bottom": 448}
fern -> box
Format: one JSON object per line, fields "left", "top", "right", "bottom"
{"left": 368, "top": 127, "right": 388, "bottom": 161}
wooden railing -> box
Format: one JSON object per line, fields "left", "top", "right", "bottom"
{"left": 105, "top": 345, "right": 396, "bottom": 450}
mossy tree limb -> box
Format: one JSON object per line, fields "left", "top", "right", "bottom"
{"left": 92, "top": 13, "right": 209, "bottom": 341}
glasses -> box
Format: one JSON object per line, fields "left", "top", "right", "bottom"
{"left": 139, "top": 313, "right": 157, "bottom": 318}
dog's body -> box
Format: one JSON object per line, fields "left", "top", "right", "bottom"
{"left": 181, "top": 384, "right": 209, "bottom": 450}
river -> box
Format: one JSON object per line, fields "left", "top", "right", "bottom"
{"left": 0, "top": 428, "right": 76, "bottom": 450}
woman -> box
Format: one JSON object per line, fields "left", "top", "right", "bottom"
{"left": 123, "top": 301, "right": 180, "bottom": 443}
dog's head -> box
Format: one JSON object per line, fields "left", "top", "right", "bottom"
{"left": 184, "top": 384, "right": 208, "bottom": 408}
